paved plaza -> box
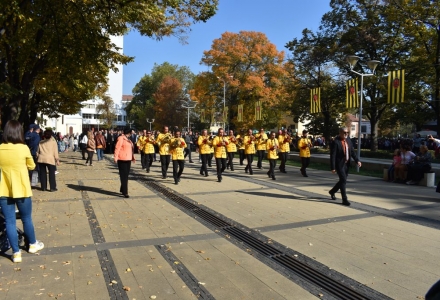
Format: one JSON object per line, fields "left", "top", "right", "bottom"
{"left": 0, "top": 151, "right": 439, "bottom": 300}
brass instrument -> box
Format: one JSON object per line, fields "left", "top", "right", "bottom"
{"left": 237, "top": 136, "right": 243, "bottom": 148}
{"left": 250, "top": 134, "right": 256, "bottom": 142}
{"left": 284, "top": 134, "right": 291, "bottom": 143}
{"left": 162, "top": 133, "right": 172, "bottom": 144}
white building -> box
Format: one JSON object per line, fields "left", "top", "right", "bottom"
{"left": 41, "top": 35, "right": 126, "bottom": 135}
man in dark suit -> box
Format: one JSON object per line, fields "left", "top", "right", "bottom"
{"left": 329, "top": 127, "right": 362, "bottom": 206}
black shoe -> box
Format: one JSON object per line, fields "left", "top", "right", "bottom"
{"left": 303, "top": 173, "right": 308, "bottom": 177}
{"left": 245, "top": 169, "right": 248, "bottom": 173}
{"left": 49, "top": 189, "right": 58, "bottom": 192}
{"left": 204, "top": 173, "right": 209, "bottom": 177}
{"left": 200, "top": 171, "right": 204, "bottom": 176}
{"left": 329, "top": 192, "right": 336, "bottom": 200}
{"left": 272, "top": 176, "right": 276, "bottom": 180}
{"left": 281, "top": 170, "right": 287, "bottom": 173}
{"left": 124, "top": 194, "right": 130, "bottom": 198}
{"left": 249, "top": 171, "right": 253, "bottom": 175}
{"left": 342, "top": 200, "right": 351, "bottom": 206}
{"left": 218, "top": 176, "right": 222, "bottom": 182}
{"left": 162, "top": 176, "right": 166, "bottom": 179}
{"left": 189, "top": 161, "right": 194, "bottom": 163}
{"left": 146, "top": 169, "right": 150, "bottom": 173}
{"left": 174, "top": 179, "right": 178, "bottom": 185}
{"left": 267, "top": 171, "right": 270, "bottom": 178}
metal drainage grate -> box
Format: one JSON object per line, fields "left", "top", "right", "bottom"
{"left": 140, "top": 177, "right": 389, "bottom": 300}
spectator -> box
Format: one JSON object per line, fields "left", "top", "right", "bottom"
{"left": 387, "top": 149, "right": 401, "bottom": 182}
{"left": 94, "top": 131, "right": 106, "bottom": 161}
{"left": 37, "top": 129, "right": 60, "bottom": 192}
{"left": 393, "top": 144, "right": 415, "bottom": 183}
{"left": 413, "top": 134, "right": 422, "bottom": 153}
{"left": 406, "top": 145, "right": 432, "bottom": 185}
{"left": 85, "top": 132, "right": 95, "bottom": 166}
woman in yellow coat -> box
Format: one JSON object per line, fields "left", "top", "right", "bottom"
{"left": 226, "top": 129, "right": 238, "bottom": 171}
{"left": 243, "top": 129, "right": 256, "bottom": 175}
{"left": 170, "top": 131, "right": 187, "bottom": 185}
{"left": 213, "top": 128, "right": 228, "bottom": 182}
{"left": 197, "top": 129, "right": 212, "bottom": 177}
{"left": 266, "top": 131, "right": 279, "bottom": 180}
{"left": 0, "top": 120, "right": 44, "bottom": 263}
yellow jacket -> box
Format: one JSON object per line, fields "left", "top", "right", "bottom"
{"left": 226, "top": 136, "right": 237, "bottom": 152}
{"left": 213, "top": 136, "right": 228, "bottom": 158}
{"left": 266, "top": 138, "right": 279, "bottom": 159}
{"left": 198, "top": 136, "right": 212, "bottom": 154}
{"left": 156, "top": 133, "right": 172, "bottom": 155}
{"left": 298, "top": 137, "right": 311, "bottom": 158}
{"left": 236, "top": 134, "right": 245, "bottom": 150}
{"left": 170, "top": 138, "right": 186, "bottom": 160}
{"left": 255, "top": 133, "right": 268, "bottom": 150}
{"left": 0, "top": 143, "right": 35, "bottom": 198}
{"left": 243, "top": 135, "right": 256, "bottom": 154}
{"left": 138, "top": 136, "right": 155, "bottom": 154}
{"left": 278, "top": 134, "right": 290, "bottom": 152}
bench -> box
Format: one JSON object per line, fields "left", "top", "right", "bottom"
{"left": 383, "top": 168, "right": 435, "bottom": 187}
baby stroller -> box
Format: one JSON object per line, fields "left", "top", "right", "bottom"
{"left": 0, "top": 207, "right": 26, "bottom": 253}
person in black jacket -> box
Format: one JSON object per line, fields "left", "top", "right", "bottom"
{"left": 329, "top": 127, "right": 361, "bottom": 206}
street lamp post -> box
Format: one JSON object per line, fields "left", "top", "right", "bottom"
{"left": 217, "top": 76, "right": 233, "bottom": 131}
{"left": 146, "top": 118, "right": 154, "bottom": 131}
{"left": 346, "top": 55, "right": 380, "bottom": 172}
{"left": 182, "top": 101, "right": 197, "bottom": 132}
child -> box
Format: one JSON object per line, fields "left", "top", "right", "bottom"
{"left": 388, "top": 149, "right": 401, "bottom": 182}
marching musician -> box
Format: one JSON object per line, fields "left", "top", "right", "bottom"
{"left": 226, "top": 130, "right": 238, "bottom": 171}
{"left": 170, "top": 130, "right": 187, "bottom": 185}
{"left": 198, "top": 129, "right": 212, "bottom": 177}
{"left": 243, "top": 129, "right": 256, "bottom": 175}
{"left": 255, "top": 128, "right": 268, "bottom": 169}
{"left": 142, "top": 131, "right": 155, "bottom": 173}
{"left": 298, "top": 129, "right": 312, "bottom": 177}
{"left": 213, "top": 128, "right": 228, "bottom": 182}
{"left": 208, "top": 131, "right": 215, "bottom": 167}
{"left": 136, "top": 129, "right": 148, "bottom": 169}
{"left": 156, "top": 126, "right": 172, "bottom": 179}
{"left": 278, "top": 129, "right": 290, "bottom": 173}
{"left": 266, "top": 131, "right": 279, "bottom": 180}
{"left": 236, "top": 129, "right": 246, "bottom": 165}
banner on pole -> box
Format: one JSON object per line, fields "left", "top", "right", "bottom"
{"left": 346, "top": 79, "right": 359, "bottom": 108}
{"left": 388, "top": 69, "right": 405, "bottom": 104}
{"left": 237, "top": 104, "right": 243, "bottom": 122}
{"left": 255, "top": 101, "right": 262, "bottom": 121}
{"left": 310, "top": 88, "right": 321, "bottom": 113}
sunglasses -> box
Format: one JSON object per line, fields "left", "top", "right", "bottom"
{"left": 343, "top": 132, "right": 349, "bottom": 134}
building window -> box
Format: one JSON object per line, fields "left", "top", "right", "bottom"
{"left": 85, "top": 104, "right": 95, "bottom": 109}
{"left": 351, "top": 125, "right": 355, "bottom": 131}
{"left": 83, "top": 113, "right": 92, "bottom": 119}
{"left": 94, "top": 114, "right": 101, "bottom": 119}
{"left": 117, "top": 115, "right": 122, "bottom": 122}
{"left": 123, "top": 116, "right": 126, "bottom": 122}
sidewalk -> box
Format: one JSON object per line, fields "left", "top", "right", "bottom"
{"left": 0, "top": 151, "right": 439, "bottom": 299}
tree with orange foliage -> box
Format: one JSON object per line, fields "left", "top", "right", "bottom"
{"left": 191, "top": 31, "right": 290, "bottom": 130}
{"left": 153, "top": 76, "right": 186, "bottom": 130}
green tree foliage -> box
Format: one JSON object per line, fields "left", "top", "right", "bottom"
{"left": 0, "top": 0, "right": 218, "bottom": 128}
{"left": 126, "top": 62, "right": 195, "bottom": 129}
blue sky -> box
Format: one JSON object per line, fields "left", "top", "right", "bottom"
{"left": 122, "top": 0, "right": 331, "bottom": 95}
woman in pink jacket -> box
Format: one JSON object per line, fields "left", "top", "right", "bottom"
{"left": 114, "top": 128, "right": 135, "bottom": 198}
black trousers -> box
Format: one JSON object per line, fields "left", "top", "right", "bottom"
{"left": 172, "top": 160, "right": 185, "bottom": 181}
{"left": 160, "top": 155, "right": 171, "bottom": 177}
{"left": 301, "top": 157, "right": 310, "bottom": 173}
{"left": 81, "top": 146, "right": 87, "bottom": 159}
{"left": 245, "top": 154, "right": 254, "bottom": 174}
{"left": 39, "top": 163, "right": 56, "bottom": 191}
{"left": 208, "top": 153, "right": 213, "bottom": 167}
{"left": 200, "top": 154, "right": 209, "bottom": 175}
{"left": 256, "top": 150, "right": 265, "bottom": 168}
{"left": 215, "top": 157, "right": 226, "bottom": 178}
{"left": 184, "top": 148, "right": 192, "bottom": 162}
{"left": 140, "top": 152, "right": 145, "bottom": 169}
{"left": 329, "top": 163, "right": 349, "bottom": 201}
{"left": 227, "top": 152, "right": 235, "bottom": 170}
{"left": 269, "top": 159, "right": 277, "bottom": 178}
{"left": 86, "top": 150, "right": 94, "bottom": 165}
{"left": 407, "top": 164, "right": 431, "bottom": 182}
{"left": 143, "top": 153, "right": 154, "bottom": 171}
{"left": 117, "top": 160, "right": 131, "bottom": 195}
{"left": 238, "top": 149, "right": 245, "bottom": 165}
{"left": 279, "top": 152, "right": 288, "bottom": 171}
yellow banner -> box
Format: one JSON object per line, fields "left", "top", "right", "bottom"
{"left": 346, "top": 79, "right": 358, "bottom": 108}
{"left": 388, "top": 69, "right": 405, "bottom": 104}
{"left": 237, "top": 104, "right": 243, "bottom": 122}
{"left": 200, "top": 109, "right": 205, "bottom": 123}
{"left": 310, "top": 88, "right": 321, "bottom": 113}
{"left": 255, "top": 101, "right": 262, "bottom": 121}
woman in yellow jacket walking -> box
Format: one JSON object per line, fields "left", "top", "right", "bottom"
{"left": 266, "top": 132, "right": 279, "bottom": 180}
{"left": 0, "top": 120, "right": 44, "bottom": 263}
{"left": 213, "top": 128, "right": 228, "bottom": 182}
{"left": 298, "top": 129, "right": 312, "bottom": 177}
{"left": 244, "top": 129, "right": 256, "bottom": 175}
{"left": 170, "top": 131, "right": 187, "bottom": 185}
{"left": 198, "top": 129, "right": 212, "bottom": 177}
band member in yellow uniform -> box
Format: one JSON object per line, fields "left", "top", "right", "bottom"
{"left": 278, "top": 129, "right": 290, "bottom": 173}
{"left": 208, "top": 131, "right": 215, "bottom": 167}
{"left": 226, "top": 129, "right": 237, "bottom": 171}
{"left": 170, "top": 130, "right": 187, "bottom": 185}
{"left": 236, "top": 129, "right": 245, "bottom": 165}
{"left": 266, "top": 131, "right": 279, "bottom": 180}
{"left": 298, "top": 129, "right": 312, "bottom": 177}
{"left": 156, "top": 126, "right": 172, "bottom": 179}
{"left": 243, "top": 129, "right": 256, "bottom": 175}
{"left": 198, "top": 129, "right": 212, "bottom": 177}
{"left": 136, "top": 130, "right": 148, "bottom": 169}
{"left": 213, "top": 128, "right": 228, "bottom": 182}
{"left": 255, "top": 128, "right": 268, "bottom": 169}
{"left": 142, "top": 131, "right": 156, "bottom": 173}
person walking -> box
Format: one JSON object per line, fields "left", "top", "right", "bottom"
{"left": 244, "top": 129, "right": 256, "bottom": 175}
{"left": 266, "top": 131, "right": 279, "bottom": 180}
{"left": 79, "top": 130, "right": 88, "bottom": 160}
{"left": 184, "top": 132, "right": 194, "bottom": 163}
{"left": 94, "top": 131, "right": 106, "bottom": 161}
{"left": 298, "top": 129, "right": 312, "bottom": 177}
{"left": 170, "top": 131, "right": 187, "bottom": 184}
{"left": 114, "top": 128, "right": 135, "bottom": 198}
{"left": 85, "top": 132, "right": 95, "bottom": 166}
{"left": 255, "top": 128, "right": 268, "bottom": 169}
{"left": 213, "top": 128, "right": 228, "bottom": 182}
{"left": 226, "top": 129, "right": 238, "bottom": 171}
{"left": 278, "top": 129, "right": 290, "bottom": 173}
{"left": 198, "top": 129, "right": 212, "bottom": 177}
{"left": 37, "top": 129, "right": 60, "bottom": 192}
{"left": 0, "top": 120, "right": 44, "bottom": 263}
{"left": 156, "top": 126, "right": 172, "bottom": 179}
{"left": 329, "top": 127, "right": 361, "bottom": 206}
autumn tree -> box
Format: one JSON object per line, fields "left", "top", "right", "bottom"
{"left": 0, "top": 0, "right": 218, "bottom": 129}
{"left": 194, "top": 31, "right": 288, "bottom": 130}
{"left": 127, "top": 62, "right": 195, "bottom": 129}
{"left": 153, "top": 76, "right": 186, "bottom": 129}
